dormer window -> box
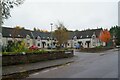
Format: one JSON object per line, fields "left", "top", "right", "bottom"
{"left": 47, "top": 37, "right": 49, "bottom": 41}
{"left": 54, "top": 38, "right": 57, "bottom": 41}
{"left": 26, "top": 35, "right": 30, "bottom": 40}
{"left": 92, "top": 33, "right": 96, "bottom": 39}
{"left": 9, "top": 34, "right": 11, "bottom": 36}
{"left": 87, "top": 35, "right": 89, "bottom": 38}
{"left": 92, "top": 35, "right": 95, "bottom": 39}
{"left": 73, "top": 36, "right": 77, "bottom": 40}
{"left": 80, "top": 36, "right": 82, "bottom": 38}
{"left": 37, "top": 36, "right": 41, "bottom": 41}
{"left": 18, "top": 35, "right": 20, "bottom": 37}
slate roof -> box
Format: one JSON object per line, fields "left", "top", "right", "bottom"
{"left": 32, "top": 31, "right": 51, "bottom": 39}
{"left": 2, "top": 27, "right": 51, "bottom": 39}
{"left": 68, "top": 28, "right": 102, "bottom": 39}
{"left": 2, "top": 27, "right": 102, "bottom": 39}
{"left": 2, "top": 27, "right": 32, "bottom": 38}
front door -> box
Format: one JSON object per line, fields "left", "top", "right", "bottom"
{"left": 42, "top": 42, "right": 46, "bottom": 48}
{"left": 86, "top": 41, "right": 90, "bottom": 48}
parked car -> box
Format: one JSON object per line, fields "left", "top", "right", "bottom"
{"left": 48, "top": 46, "right": 56, "bottom": 49}
{"left": 29, "top": 45, "right": 39, "bottom": 50}
{"left": 116, "top": 45, "right": 120, "bottom": 48}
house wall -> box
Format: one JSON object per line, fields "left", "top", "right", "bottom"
{"left": 67, "top": 40, "right": 73, "bottom": 48}
{"left": 2, "top": 37, "right": 25, "bottom": 46}
{"left": 41, "top": 40, "right": 48, "bottom": 48}
{"left": 74, "top": 38, "right": 103, "bottom": 48}
{"left": 2, "top": 37, "right": 57, "bottom": 49}
{"left": 72, "top": 39, "right": 78, "bottom": 48}
{"left": 24, "top": 38, "right": 33, "bottom": 48}
{"left": 2, "top": 35, "right": 105, "bottom": 49}
{"left": 35, "top": 39, "right": 42, "bottom": 48}
{"left": 46, "top": 40, "right": 51, "bottom": 48}
{"left": 2, "top": 38, "right": 7, "bottom": 46}
{"left": 77, "top": 38, "right": 92, "bottom": 48}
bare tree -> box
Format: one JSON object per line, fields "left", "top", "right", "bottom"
{"left": 0, "top": 0, "right": 25, "bottom": 32}
{"left": 1, "top": 0, "right": 25, "bottom": 19}
{"left": 54, "top": 22, "right": 69, "bottom": 48}
{"left": 11, "top": 27, "right": 20, "bottom": 40}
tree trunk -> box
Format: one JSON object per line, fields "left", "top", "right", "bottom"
{"left": 0, "top": 2, "right": 2, "bottom": 33}
{"left": 106, "top": 42, "right": 107, "bottom": 47}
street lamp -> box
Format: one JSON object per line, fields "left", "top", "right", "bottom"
{"left": 50, "top": 23, "right": 53, "bottom": 50}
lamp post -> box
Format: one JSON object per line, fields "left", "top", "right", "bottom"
{"left": 50, "top": 23, "right": 53, "bottom": 50}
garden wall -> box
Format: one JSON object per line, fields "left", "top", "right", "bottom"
{"left": 79, "top": 47, "right": 113, "bottom": 53}
{"left": 2, "top": 50, "right": 74, "bottom": 66}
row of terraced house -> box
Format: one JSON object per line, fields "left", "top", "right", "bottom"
{"left": 0, "top": 27, "right": 106, "bottom": 49}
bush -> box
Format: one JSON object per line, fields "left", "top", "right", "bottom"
{"left": 2, "top": 40, "right": 29, "bottom": 53}
{"left": 2, "top": 50, "right": 74, "bottom": 66}
{"left": 95, "top": 45, "right": 103, "bottom": 48}
{"left": 28, "top": 49, "right": 47, "bottom": 54}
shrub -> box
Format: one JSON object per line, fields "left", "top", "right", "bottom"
{"left": 95, "top": 45, "right": 103, "bottom": 48}
{"left": 2, "top": 40, "right": 29, "bottom": 53}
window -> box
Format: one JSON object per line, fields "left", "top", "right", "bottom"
{"left": 93, "top": 42, "right": 95, "bottom": 46}
{"left": 74, "top": 43, "right": 76, "bottom": 46}
{"left": 26, "top": 35, "right": 30, "bottom": 40}
{"left": 53, "top": 42, "right": 56, "bottom": 46}
{"left": 38, "top": 43, "right": 40, "bottom": 46}
{"left": 92, "top": 36, "right": 95, "bottom": 39}
{"left": 18, "top": 35, "right": 20, "bottom": 37}
{"left": 68, "top": 43, "right": 69, "bottom": 46}
{"left": 44, "top": 42, "right": 46, "bottom": 46}
{"left": 9, "top": 34, "right": 11, "bottom": 36}
{"left": 92, "top": 35, "right": 96, "bottom": 39}
{"left": 80, "top": 36, "right": 82, "bottom": 38}
{"left": 78, "top": 41, "right": 82, "bottom": 45}
{"left": 47, "top": 39, "right": 49, "bottom": 41}
{"left": 37, "top": 36, "right": 41, "bottom": 41}
{"left": 54, "top": 38, "right": 57, "bottom": 41}
{"left": 87, "top": 35, "right": 89, "bottom": 38}
{"left": 47, "top": 44, "right": 49, "bottom": 47}
{"left": 74, "top": 36, "right": 77, "bottom": 41}
{"left": 27, "top": 43, "right": 30, "bottom": 46}
{"left": 8, "top": 40, "right": 13, "bottom": 45}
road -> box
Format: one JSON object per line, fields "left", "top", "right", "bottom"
{"left": 27, "top": 49, "right": 118, "bottom": 78}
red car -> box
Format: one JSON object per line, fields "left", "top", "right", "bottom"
{"left": 29, "top": 45, "right": 39, "bottom": 50}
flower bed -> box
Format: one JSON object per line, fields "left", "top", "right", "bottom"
{"left": 2, "top": 50, "right": 74, "bottom": 66}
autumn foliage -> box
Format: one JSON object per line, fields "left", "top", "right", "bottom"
{"left": 99, "top": 29, "right": 111, "bottom": 42}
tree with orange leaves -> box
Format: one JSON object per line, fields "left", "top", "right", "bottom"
{"left": 99, "top": 29, "right": 111, "bottom": 46}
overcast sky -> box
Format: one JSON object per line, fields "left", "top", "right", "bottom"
{"left": 3, "top": 0, "right": 119, "bottom": 31}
